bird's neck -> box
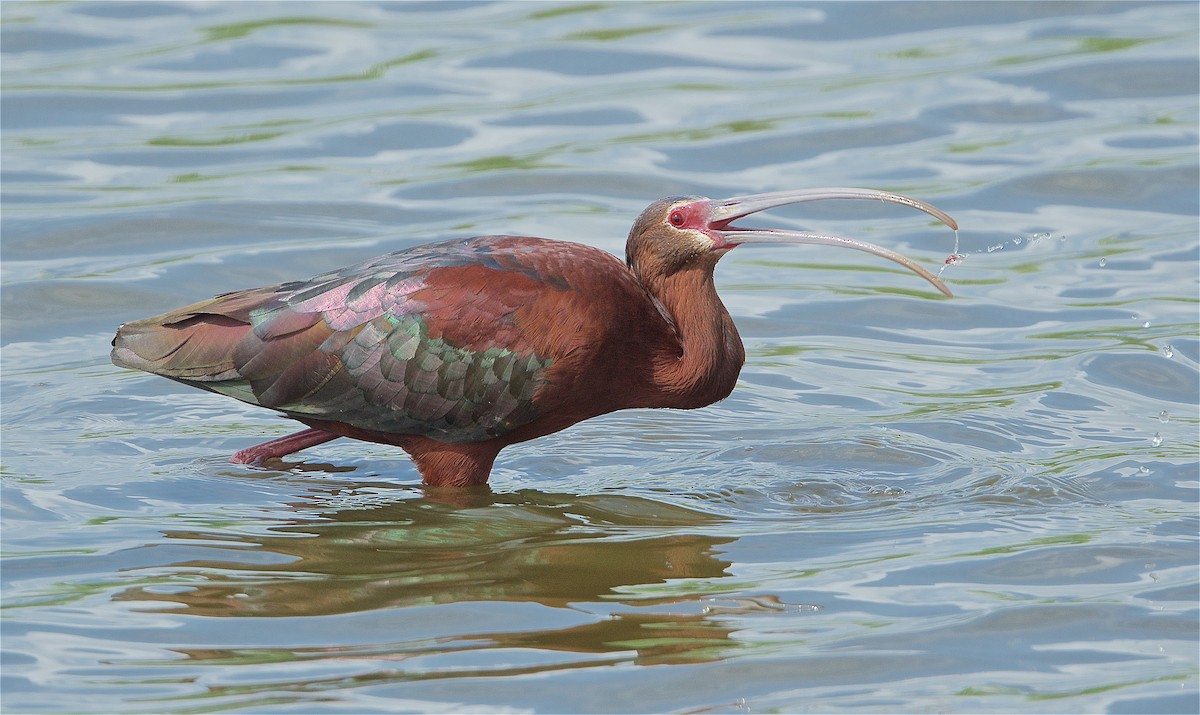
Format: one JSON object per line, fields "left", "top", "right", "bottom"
{"left": 647, "top": 267, "right": 746, "bottom": 409}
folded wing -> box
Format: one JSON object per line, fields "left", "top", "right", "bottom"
{"left": 111, "top": 238, "right": 557, "bottom": 442}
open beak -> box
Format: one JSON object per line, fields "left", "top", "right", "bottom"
{"left": 707, "top": 188, "right": 957, "bottom": 297}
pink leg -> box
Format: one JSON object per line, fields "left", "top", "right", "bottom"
{"left": 231, "top": 428, "right": 341, "bottom": 465}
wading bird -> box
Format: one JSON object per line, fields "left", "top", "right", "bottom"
{"left": 112, "top": 188, "right": 956, "bottom": 486}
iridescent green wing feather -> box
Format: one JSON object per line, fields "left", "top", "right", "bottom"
{"left": 113, "top": 237, "right": 557, "bottom": 442}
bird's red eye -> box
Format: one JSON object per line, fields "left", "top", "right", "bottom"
{"left": 669, "top": 211, "right": 685, "bottom": 227}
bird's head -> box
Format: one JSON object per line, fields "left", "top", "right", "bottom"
{"left": 626, "top": 188, "right": 956, "bottom": 297}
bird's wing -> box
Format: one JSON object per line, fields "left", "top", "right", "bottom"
{"left": 112, "top": 238, "right": 559, "bottom": 441}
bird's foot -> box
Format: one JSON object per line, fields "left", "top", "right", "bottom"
{"left": 230, "top": 428, "right": 341, "bottom": 465}
{"left": 230, "top": 447, "right": 269, "bottom": 465}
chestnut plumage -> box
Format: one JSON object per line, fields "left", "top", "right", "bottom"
{"left": 112, "top": 188, "right": 956, "bottom": 486}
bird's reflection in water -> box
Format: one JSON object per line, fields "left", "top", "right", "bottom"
{"left": 115, "top": 478, "right": 740, "bottom": 665}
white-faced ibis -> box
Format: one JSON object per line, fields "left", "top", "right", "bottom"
{"left": 112, "top": 188, "right": 956, "bottom": 486}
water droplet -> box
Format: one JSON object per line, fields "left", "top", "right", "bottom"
{"left": 1162, "top": 344, "right": 1174, "bottom": 358}
{"left": 987, "top": 244, "right": 1004, "bottom": 253}
{"left": 1098, "top": 257, "right": 1107, "bottom": 267}
{"left": 1138, "top": 466, "right": 1151, "bottom": 476}
{"left": 1151, "top": 432, "right": 1163, "bottom": 447}
{"left": 1142, "top": 320, "right": 1151, "bottom": 329}
{"left": 1013, "top": 236, "right": 1023, "bottom": 246}
{"left": 1159, "top": 410, "right": 1170, "bottom": 423}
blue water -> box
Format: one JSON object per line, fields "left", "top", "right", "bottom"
{"left": 2, "top": 2, "right": 1197, "bottom": 713}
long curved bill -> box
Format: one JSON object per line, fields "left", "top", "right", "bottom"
{"left": 709, "top": 188, "right": 957, "bottom": 297}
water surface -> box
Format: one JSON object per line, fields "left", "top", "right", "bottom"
{"left": 2, "top": 2, "right": 1197, "bottom": 713}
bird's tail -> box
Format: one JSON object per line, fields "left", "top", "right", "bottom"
{"left": 110, "top": 287, "right": 275, "bottom": 382}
